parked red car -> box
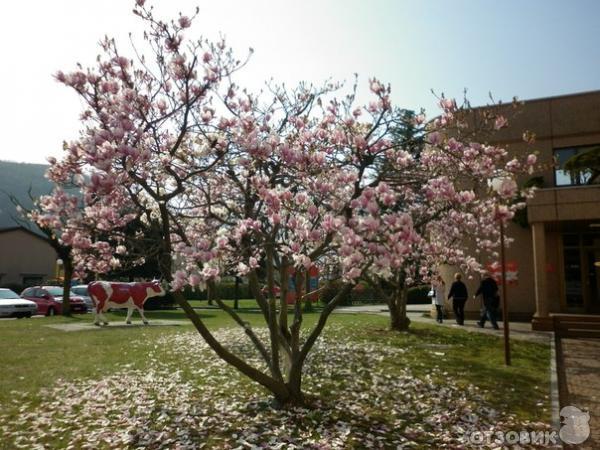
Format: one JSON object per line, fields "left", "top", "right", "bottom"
{"left": 20, "top": 286, "right": 87, "bottom": 316}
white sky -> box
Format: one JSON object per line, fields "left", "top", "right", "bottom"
{"left": 1, "top": 0, "right": 599, "bottom": 164}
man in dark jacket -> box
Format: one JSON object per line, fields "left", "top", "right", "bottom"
{"left": 474, "top": 272, "right": 500, "bottom": 329}
{"left": 447, "top": 273, "right": 468, "bottom": 325}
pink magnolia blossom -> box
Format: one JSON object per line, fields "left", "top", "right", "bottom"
{"left": 178, "top": 16, "right": 191, "bottom": 28}
{"left": 494, "top": 115, "right": 508, "bottom": 130}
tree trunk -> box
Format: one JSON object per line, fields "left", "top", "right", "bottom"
{"left": 234, "top": 276, "right": 240, "bottom": 310}
{"left": 207, "top": 281, "right": 214, "bottom": 306}
{"left": 61, "top": 256, "right": 73, "bottom": 317}
{"left": 156, "top": 243, "right": 305, "bottom": 406}
{"left": 369, "top": 274, "right": 412, "bottom": 332}
{"left": 389, "top": 282, "right": 411, "bottom": 331}
{"left": 172, "top": 290, "right": 305, "bottom": 406}
{"left": 264, "top": 246, "right": 285, "bottom": 383}
{"left": 283, "top": 376, "right": 305, "bottom": 406}
{"left": 289, "top": 282, "right": 354, "bottom": 393}
{"left": 153, "top": 210, "right": 312, "bottom": 407}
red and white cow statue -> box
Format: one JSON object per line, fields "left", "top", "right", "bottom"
{"left": 88, "top": 280, "right": 165, "bottom": 326}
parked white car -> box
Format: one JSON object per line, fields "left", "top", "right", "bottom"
{"left": 0, "top": 288, "right": 37, "bottom": 318}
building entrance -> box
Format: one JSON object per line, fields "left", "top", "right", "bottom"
{"left": 586, "top": 248, "right": 600, "bottom": 313}
{"left": 562, "top": 232, "right": 600, "bottom": 313}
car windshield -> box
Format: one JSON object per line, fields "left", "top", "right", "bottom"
{"left": 0, "top": 289, "right": 21, "bottom": 299}
{"left": 45, "top": 287, "right": 64, "bottom": 296}
{"left": 72, "top": 287, "right": 88, "bottom": 296}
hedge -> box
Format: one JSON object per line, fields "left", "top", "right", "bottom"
{"left": 319, "top": 282, "right": 431, "bottom": 306}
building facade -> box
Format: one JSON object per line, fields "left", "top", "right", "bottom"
{"left": 0, "top": 227, "right": 57, "bottom": 289}
{"left": 442, "top": 90, "right": 600, "bottom": 330}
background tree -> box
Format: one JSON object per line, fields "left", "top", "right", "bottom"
{"left": 5, "top": 189, "right": 77, "bottom": 315}
{"left": 363, "top": 100, "right": 538, "bottom": 331}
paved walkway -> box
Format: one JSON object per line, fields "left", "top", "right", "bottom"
{"left": 559, "top": 338, "right": 600, "bottom": 449}
{"left": 334, "top": 303, "right": 430, "bottom": 314}
{"left": 45, "top": 319, "right": 185, "bottom": 332}
{"left": 409, "top": 314, "right": 553, "bottom": 344}
{"left": 334, "top": 304, "right": 552, "bottom": 344}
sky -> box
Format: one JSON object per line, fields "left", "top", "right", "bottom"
{"left": 0, "top": 0, "right": 599, "bottom": 164}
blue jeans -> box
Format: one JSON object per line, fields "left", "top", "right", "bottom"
{"left": 435, "top": 305, "right": 443, "bottom": 322}
{"left": 453, "top": 298, "right": 466, "bottom": 324}
{"left": 479, "top": 298, "right": 498, "bottom": 328}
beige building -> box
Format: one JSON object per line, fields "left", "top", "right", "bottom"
{"left": 0, "top": 227, "right": 57, "bottom": 288}
{"left": 445, "top": 91, "right": 600, "bottom": 330}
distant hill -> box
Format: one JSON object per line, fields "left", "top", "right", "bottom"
{"left": 0, "top": 161, "right": 52, "bottom": 231}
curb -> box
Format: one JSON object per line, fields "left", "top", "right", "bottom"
{"left": 549, "top": 333, "right": 561, "bottom": 432}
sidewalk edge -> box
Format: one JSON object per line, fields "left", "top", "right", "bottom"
{"left": 549, "top": 333, "right": 561, "bottom": 433}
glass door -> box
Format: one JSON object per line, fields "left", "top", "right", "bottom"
{"left": 562, "top": 232, "right": 600, "bottom": 313}
{"left": 562, "top": 235, "right": 584, "bottom": 311}
{"left": 585, "top": 249, "right": 600, "bottom": 313}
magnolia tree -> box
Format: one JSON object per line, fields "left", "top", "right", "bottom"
{"left": 364, "top": 103, "right": 538, "bottom": 330}
{"left": 46, "top": 2, "right": 537, "bottom": 405}
{"left": 7, "top": 176, "right": 137, "bottom": 315}
{"left": 166, "top": 79, "right": 426, "bottom": 403}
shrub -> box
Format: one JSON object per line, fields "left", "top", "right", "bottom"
{"left": 302, "top": 299, "right": 314, "bottom": 313}
{"left": 144, "top": 292, "right": 177, "bottom": 310}
{"left": 349, "top": 284, "right": 386, "bottom": 304}
{"left": 216, "top": 282, "right": 253, "bottom": 300}
{"left": 319, "top": 280, "right": 353, "bottom": 306}
{"left": 407, "top": 285, "right": 431, "bottom": 304}
{"left": 179, "top": 281, "right": 253, "bottom": 301}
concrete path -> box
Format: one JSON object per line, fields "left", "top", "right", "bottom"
{"left": 45, "top": 319, "right": 186, "bottom": 332}
{"left": 409, "top": 314, "right": 553, "bottom": 344}
{"left": 334, "top": 303, "right": 430, "bottom": 314}
{"left": 334, "top": 303, "right": 552, "bottom": 344}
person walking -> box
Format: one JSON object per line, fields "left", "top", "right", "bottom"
{"left": 474, "top": 272, "right": 500, "bottom": 329}
{"left": 431, "top": 275, "right": 446, "bottom": 324}
{"left": 447, "top": 273, "right": 468, "bottom": 325}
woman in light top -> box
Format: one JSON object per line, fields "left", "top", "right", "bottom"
{"left": 431, "top": 275, "right": 446, "bottom": 324}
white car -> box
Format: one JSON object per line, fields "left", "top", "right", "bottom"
{"left": 71, "top": 285, "right": 94, "bottom": 312}
{"left": 0, "top": 288, "right": 37, "bottom": 318}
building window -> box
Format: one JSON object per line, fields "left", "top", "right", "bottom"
{"left": 21, "top": 276, "right": 43, "bottom": 287}
{"left": 554, "top": 145, "right": 600, "bottom": 186}
{"left": 563, "top": 245, "right": 584, "bottom": 307}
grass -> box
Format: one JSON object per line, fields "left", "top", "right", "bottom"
{"left": 0, "top": 309, "right": 551, "bottom": 447}
{"left": 186, "top": 298, "right": 263, "bottom": 309}
{"left": 0, "top": 307, "right": 316, "bottom": 407}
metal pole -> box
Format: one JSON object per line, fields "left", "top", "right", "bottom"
{"left": 499, "top": 220, "right": 511, "bottom": 366}
{"left": 234, "top": 276, "right": 240, "bottom": 310}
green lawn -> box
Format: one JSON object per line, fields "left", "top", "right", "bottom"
{"left": 0, "top": 310, "right": 551, "bottom": 448}
{"left": 187, "top": 298, "right": 263, "bottom": 309}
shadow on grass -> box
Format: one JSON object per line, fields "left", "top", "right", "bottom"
{"left": 126, "top": 393, "right": 437, "bottom": 448}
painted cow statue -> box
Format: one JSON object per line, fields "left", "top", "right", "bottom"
{"left": 88, "top": 280, "right": 165, "bottom": 326}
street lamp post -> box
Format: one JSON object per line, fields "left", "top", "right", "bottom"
{"left": 498, "top": 213, "right": 511, "bottom": 366}
{"left": 490, "top": 177, "right": 512, "bottom": 367}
